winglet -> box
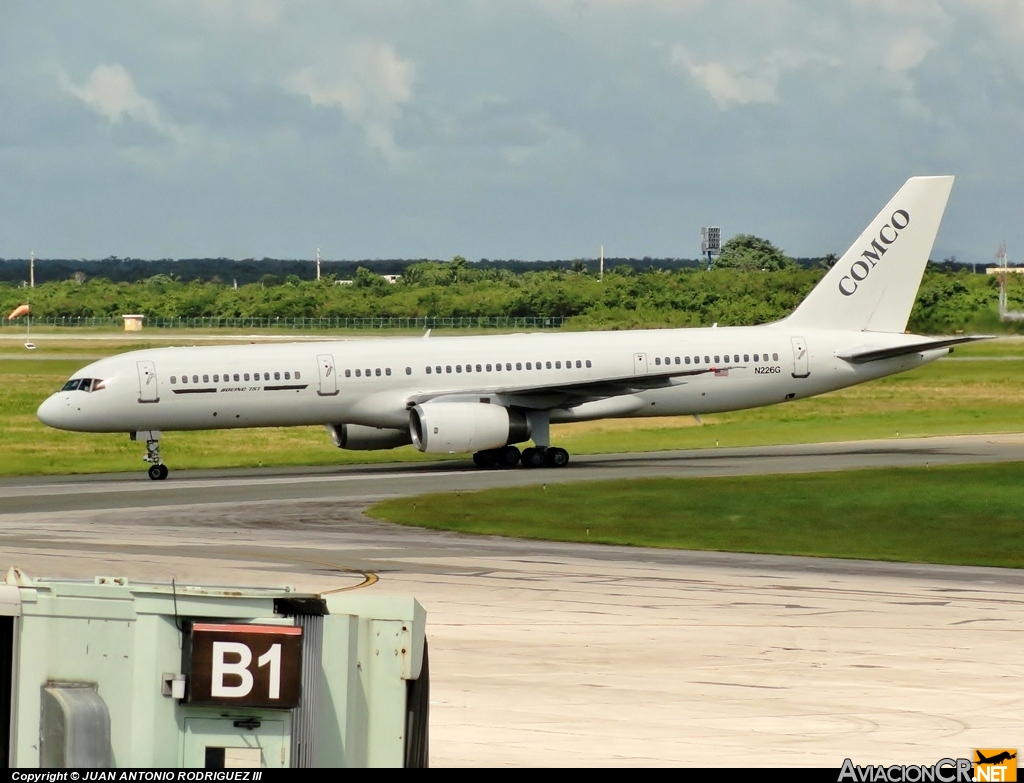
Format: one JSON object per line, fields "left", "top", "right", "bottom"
{"left": 785, "top": 176, "right": 954, "bottom": 333}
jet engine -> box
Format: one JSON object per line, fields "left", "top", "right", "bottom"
{"left": 409, "top": 402, "right": 530, "bottom": 454}
{"left": 326, "top": 423, "right": 412, "bottom": 451}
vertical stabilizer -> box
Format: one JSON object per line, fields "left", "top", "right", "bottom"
{"left": 785, "top": 176, "right": 954, "bottom": 333}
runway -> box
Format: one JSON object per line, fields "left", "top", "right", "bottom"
{"left": 2, "top": 434, "right": 1022, "bottom": 766}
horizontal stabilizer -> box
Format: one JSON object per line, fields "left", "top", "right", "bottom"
{"left": 837, "top": 335, "right": 991, "bottom": 364}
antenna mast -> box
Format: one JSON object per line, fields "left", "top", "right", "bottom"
{"left": 316, "top": 247, "right": 321, "bottom": 281}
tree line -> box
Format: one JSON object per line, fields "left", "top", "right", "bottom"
{"left": 1, "top": 258, "right": 1018, "bottom": 334}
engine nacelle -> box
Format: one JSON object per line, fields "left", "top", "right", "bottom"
{"left": 326, "top": 423, "right": 412, "bottom": 451}
{"left": 409, "top": 402, "right": 530, "bottom": 454}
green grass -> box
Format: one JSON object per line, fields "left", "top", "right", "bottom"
{"left": 1, "top": 337, "right": 1023, "bottom": 476}
{"left": 368, "top": 464, "right": 1024, "bottom": 568}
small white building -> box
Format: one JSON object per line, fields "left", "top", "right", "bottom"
{"left": 122, "top": 314, "right": 145, "bottom": 331}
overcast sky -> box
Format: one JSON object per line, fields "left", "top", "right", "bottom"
{"left": 1, "top": 1, "right": 1022, "bottom": 264}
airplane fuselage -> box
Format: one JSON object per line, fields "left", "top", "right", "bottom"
{"left": 37, "top": 325, "right": 947, "bottom": 435}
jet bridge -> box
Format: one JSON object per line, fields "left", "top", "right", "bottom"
{"left": 0, "top": 570, "right": 428, "bottom": 768}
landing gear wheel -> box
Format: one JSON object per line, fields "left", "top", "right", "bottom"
{"left": 473, "top": 450, "right": 498, "bottom": 468}
{"left": 545, "top": 447, "right": 569, "bottom": 468}
{"left": 498, "top": 445, "right": 521, "bottom": 467}
{"left": 521, "top": 447, "right": 546, "bottom": 469}
{"left": 148, "top": 464, "right": 168, "bottom": 481}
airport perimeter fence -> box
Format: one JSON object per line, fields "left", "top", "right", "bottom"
{"left": 0, "top": 315, "right": 567, "bottom": 330}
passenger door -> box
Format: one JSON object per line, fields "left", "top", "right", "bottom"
{"left": 137, "top": 360, "right": 159, "bottom": 403}
{"left": 633, "top": 352, "right": 649, "bottom": 375}
{"left": 791, "top": 337, "right": 810, "bottom": 378}
{"left": 317, "top": 354, "right": 339, "bottom": 396}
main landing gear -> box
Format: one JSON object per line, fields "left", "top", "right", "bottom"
{"left": 132, "top": 430, "right": 168, "bottom": 480}
{"left": 471, "top": 445, "right": 571, "bottom": 469}
{"left": 471, "top": 411, "right": 569, "bottom": 470}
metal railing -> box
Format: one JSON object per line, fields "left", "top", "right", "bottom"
{"left": 0, "top": 315, "right": 566, "bottom": 330}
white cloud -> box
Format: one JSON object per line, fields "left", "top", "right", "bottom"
{"left": 287, "top": 42, "right": 416, "bottom": 163}
{"left": 883, "top": 28, "right": 936, "bottom": 74}
{"left": 60, "top": 64, "right": 165, "bottom": 131}
{"left": 672, "top": 46, "right": 830, "bottom": 109}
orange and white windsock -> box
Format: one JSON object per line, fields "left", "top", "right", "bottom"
{"left": 7, "top": 304, "right": 29, "bottom": 320}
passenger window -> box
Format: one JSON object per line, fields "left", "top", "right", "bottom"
{"left": 585, "top": 360, "right": 592, "bottom": 368}
{"left": 475, "top": 364, "right": 481, "bottom": 372}
{"left": 446, "top": 366, "right": 452, "bottom": 373}
{"left": 456, "top": 365, "right": 462, "bottom": 373}
{"left": 265, "top": 372, "right": 271, "bottom": 380}
{"left": 655, "top": 357, "right": 661, "bottom": 366}
{"left": 274, "top": 372, "right": 280, "bottom": 380}
{"left": 356, "top": 369, "right": 361, "bottom": 377}
{"left": 295, "top": 371, "right": 301, "bottom": 380}
{"left": 753, "top": 354, "right": 759, "bottom": 363}
{"left": 773, "top": 353, "right": 779, "bottom": 361}
{"left": 556, "top": 361, "right": 562, "bottom": 369}
{"left": 405, "top": 367, "right": 411, "bottom": 375}
{"left": 345, "top": 369, "right": 352, "bottom": 377}
{"left": 516, "top": 363, "right": 522, "bottom": 370}
{"left": 734, "top": 355, "right": 739, "bottom": 363}
{"left": 575, "top": 360, "right": 581, "bottom": 368}
{"left": 743, "top": 355, "right": 749, "bottom": 362}
{"left": 704, "top": 356, "right": 710, "bottom": 364}
{"left": 714, "top": 357, "right": 720, "bottom": 364}
{"left": 436, "top": 366, "right": 442, "bottom": 374}
{"left": 375, "top": 368, "right": 381, "bottom": 377}
{"left": 386, "top": 368, "right": 392, "bottom": 376}
{"left": 545, "top": 361, "right": 551, "bottom": 369}
{"left": 170, "top": 376, "right": 177, "bottom": 384}
{"left": 426, "top": 366, "right": 432, "bottom": 374}
{"left": 506, "top": 363, "right": 512, "bottom": 371}
{"left": 526, "top": 362, "right": 531, "bottom": 370}
{"left": 465, "top": 364, "right": 471, "bottom": 373}
{"left": 234, "top": 373, "right": 240, "bottom": 381}
{"left": 365, "top": 368, "right": 371, "bottom": 377}
{"left": 685, "top": 357, "right": 690, "bottom": 364}
{"left": 193, "top": 375, "right": 199, "bottom": 384}
{"left": 285, "top": 372, "right": 291, "bottom": 380}
{"left": 213, "top": 375, "right": 219, "bottom": 382}
{"left": 486, "top": 364, "right": 492, "bottom": 372}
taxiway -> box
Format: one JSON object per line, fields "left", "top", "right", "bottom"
{"left": 1, "top": 435, "right": 1022, "bottom": 766}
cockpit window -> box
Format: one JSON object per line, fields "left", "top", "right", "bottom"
{"left": 60, "top": 378, "right": 105, "bottom": 393}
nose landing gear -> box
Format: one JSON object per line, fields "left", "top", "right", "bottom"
{"left": 132, "top": 430, "right": 168, "bottom": 480}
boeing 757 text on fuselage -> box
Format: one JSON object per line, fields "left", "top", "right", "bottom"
{"left": 38, "top": 176, "right": 983, "bottom": 479}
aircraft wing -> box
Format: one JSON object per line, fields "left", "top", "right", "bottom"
{"left": 837, "top": 335, "right": 991, "bottom": 365}
{"left": 406, "top": 364, "right": 733, "bottom": 408}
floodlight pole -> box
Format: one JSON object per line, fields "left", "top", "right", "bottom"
{"left": 316, "top": 247, "right": 321, "bottom": 281}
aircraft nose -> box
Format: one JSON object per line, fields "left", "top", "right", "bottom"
{"left": 37, "top": 394, "right": 74, "bottom": 430}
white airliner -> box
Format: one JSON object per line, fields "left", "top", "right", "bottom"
{"left": 38, "top": 176, "right": 982, "bottom": 480}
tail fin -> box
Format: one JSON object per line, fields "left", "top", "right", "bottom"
{"left": 785, "top": 176, "right": 954, "bottom": 333}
